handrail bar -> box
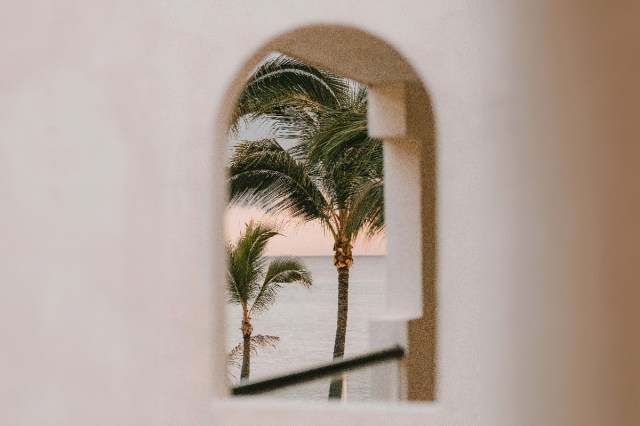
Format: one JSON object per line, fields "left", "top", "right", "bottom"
{"left": 231, "top": 345, "right": 405, "bottom": 396}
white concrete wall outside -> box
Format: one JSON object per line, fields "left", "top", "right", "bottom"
{"left": 1, "top": 1, "right": 482, "bottom": 423}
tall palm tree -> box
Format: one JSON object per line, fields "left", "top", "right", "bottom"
{"left": 227, "top": 220, "right": 312, "bottom": 379}
{"left": 229, "top": 57, "right": 383, "bottom": 398}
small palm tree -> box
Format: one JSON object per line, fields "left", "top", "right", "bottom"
{"left": 227, "top": 220, "right": 312, "bottom": 379}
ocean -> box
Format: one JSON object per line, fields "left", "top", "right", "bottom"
{"left": 225, "top": 255, "right": 386, "bottom": 401}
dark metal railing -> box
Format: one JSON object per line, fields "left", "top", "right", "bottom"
{"left": 231, "top": 345, "right": 405, "bottom": 396}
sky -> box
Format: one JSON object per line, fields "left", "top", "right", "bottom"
{"left": 225, "top": 205, "right": 385, "bottom": 256}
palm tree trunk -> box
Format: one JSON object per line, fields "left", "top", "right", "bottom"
{"left": 240, "top": 333, "right": 251, "bottom": 379}
{"left": 240, "top": 316, "right": 252, "bottom": 379}
{"left": 329, "top": 266, "right": 350, "bottom": 399}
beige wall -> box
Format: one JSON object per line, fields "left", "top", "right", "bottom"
{"left": 482, "top": 2, "right": 640, "bottom": 424}
{"left": 2, "top": 1, "right": 639, "bottom": 425}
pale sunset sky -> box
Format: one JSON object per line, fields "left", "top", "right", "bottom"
{"left": 225, "top": 206, "right": 386, "bottom": 256}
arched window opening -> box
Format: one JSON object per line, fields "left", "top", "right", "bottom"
{"left": 215, "top": 25, "right": 437, "bottom": 405}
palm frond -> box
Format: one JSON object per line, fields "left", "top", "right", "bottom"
{"left": 297, "top": 92, "right": 384, "bottom": 214}
{"left": 227, "top": 221, "right": 279, "bottom": 305}
{"left": 228, "top": 334, "right": 281, "bottom": 369}
{"left": 226, "top": 243, "right": 246, "bottom": 306}
{"left": 306, "top": 87, "right": 382, "bottom": 180}
{"left": 343, "top": 179, "right": 385, "bottom": 239}
{"left": 250, "top": 257, "right": 312, "bottom": 315}
{"left": 228, "top": 139, "right": 331, "bottom": 224}
{"left": 231, "top": 55, "right": 349, "bottom": 134}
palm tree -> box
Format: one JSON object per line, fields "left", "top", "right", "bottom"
{"left": 228, "top": 57, "right": 383, "bottom": 398}
{"left": 227, "top": 220, "right": 312, "bottom": 379}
